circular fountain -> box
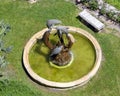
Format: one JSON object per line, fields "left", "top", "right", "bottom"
{"left": 23, "top": 20, "right": 102, "bottom": 89}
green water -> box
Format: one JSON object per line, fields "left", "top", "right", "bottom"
{"left": 29, "top": 32, "right": 96, "bottom": 82}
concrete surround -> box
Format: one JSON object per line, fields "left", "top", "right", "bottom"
{"left": 23, "top": 26, "right": 102, "bottom": 89}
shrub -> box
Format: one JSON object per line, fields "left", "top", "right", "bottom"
{"left": 99, "top": 7, "right": 106, "bottom": 15}
{"left": 88, "top": 0, "right": 98, "bottom": 10}
{"left": 106, "top": 11, "right": 116, "bottom": 20}
{"left": 116, "top": 14, "right": 120, "bottom": 23}
{"left": 80, "top": 0, "right": 90, "bottom": 3}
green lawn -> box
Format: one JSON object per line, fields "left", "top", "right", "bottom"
{"left": 0, "top": 0, "right": 120, "bottom": 96}
{"left": 105, "top": 0, "right": 120, "bottom": 9}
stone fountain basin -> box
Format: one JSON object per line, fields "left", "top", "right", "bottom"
{"left": 23, "top": 26, "right": 102, "bottom": 89}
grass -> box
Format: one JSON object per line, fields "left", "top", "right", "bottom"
{"left": 29, "top": 32, "right": 95, "bottom": 82}
{"left": 0, "top": 0, "right": 120, "bottom": 96}
{"left": 0, "top": 79, "right": 42, "bottom": 96}
{"left": 105, "top": 0, "right": 120, "bottom": 9}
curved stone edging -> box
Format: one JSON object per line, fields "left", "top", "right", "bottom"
{"left": 23, "top": 26, "right": 102, "bottom": 89}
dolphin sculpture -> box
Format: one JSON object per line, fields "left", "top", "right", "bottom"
{"left": 54, "top": 26, "right": 69, "bottom": 44}
{"left": 46, "top": 19, "right": 62, "bottom": 30}
{"left": 50, "top": 45, "right": 63, "bottom": 56}
{"left": 55, "top": 26, "right": 69, "bottom": 36}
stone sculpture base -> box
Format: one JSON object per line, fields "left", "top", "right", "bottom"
{"left": 49, "top": 50, "right": 72, "bottom": 67}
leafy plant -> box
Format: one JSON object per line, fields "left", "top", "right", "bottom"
{"left": 99, "top": 7, "right": 106, "bottom": 15}
{"left": 88, "top": 0, "right": 98, "bottom": 10}
{"left": 80, "top": 0, "right": 90, "bottom": 3}
{"left": 116, "top": 13, "right": 120, "bottom": 23}
{"left": 0, "top": 20, "right": 12, "bottom": 76}
{"left": 106, "top": 11, "right": 116, "bottom": 20}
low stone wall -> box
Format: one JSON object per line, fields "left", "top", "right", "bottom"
{"left": 23, "top": 26, "right": 102, "bottom": 89}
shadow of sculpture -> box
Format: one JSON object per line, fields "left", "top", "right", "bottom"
{"left": 33, "top": 39, "right": 49, "bottom": 62}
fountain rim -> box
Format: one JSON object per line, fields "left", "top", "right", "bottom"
{"left": 23, "top": 26, "right": 102, "bottom": 89}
